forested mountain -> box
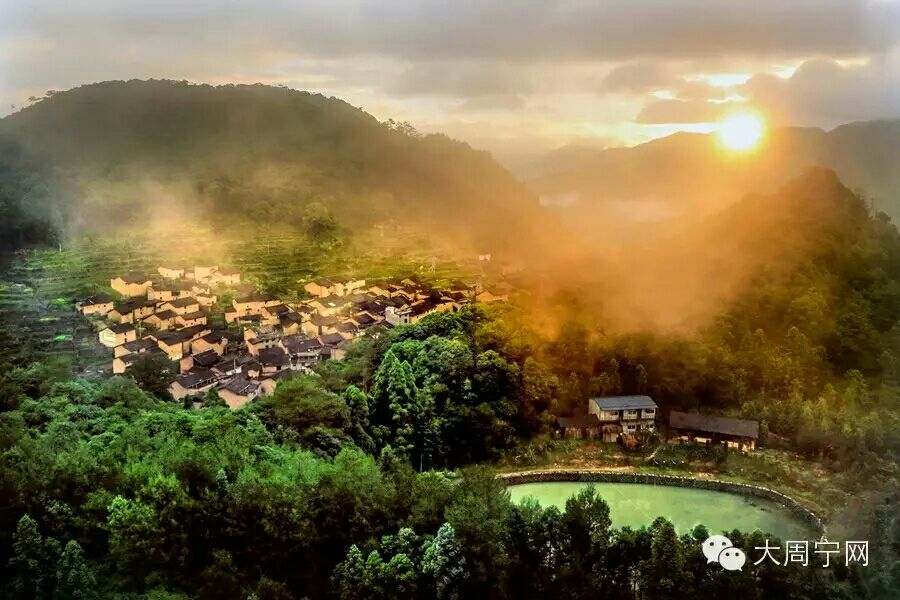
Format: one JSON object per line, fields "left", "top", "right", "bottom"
{"left": 1, "top": 165, "right": 898, "bottom": 596}
{"left": 0, "top": 80, "right": 546, "bottom": 252}
{"left": 526, "top": 120, "right": 900, "bottom": 226}
{"left": 0, "top": 81, "right": 898, "bottom": 599}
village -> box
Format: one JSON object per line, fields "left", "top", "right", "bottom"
{"left": 74, "top": 265, "right": 760, "bottom": 452}
{"left": 76, "top": 265, "right": 509, "bottom": 409}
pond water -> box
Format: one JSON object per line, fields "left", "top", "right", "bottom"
{"left": 508, "top": 481, "right": 814, "bottom": 540}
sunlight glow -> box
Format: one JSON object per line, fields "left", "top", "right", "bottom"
{"left": 685, "top": 72, "right": 752, "bottom": 87}
{"left": 717, "top": 112, "right": 765, "bottom": 152}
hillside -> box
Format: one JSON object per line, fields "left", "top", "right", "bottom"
{"left": 526, "top": 120, "right": 900, "bottom": 229}
{"left": 0, "top": 80, "right": 548, "bottom": 254}
{"left": 506, "top": 166, "right": 900, "bottom": 338}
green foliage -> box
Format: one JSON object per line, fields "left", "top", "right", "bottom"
{"left": 302, "top": 201, "right": 340, "bottom": 247}
{"left": 421, "top": 523, "right": 468, "bottom": 600}
{"left": 254, "top": 375, "right": 351, "bottom": 452}
{"left": 642, "top": 518, "right": 687, "bottom": 599}
{"left": 201, "top": 388, "right": 226, "bottom": 409}
{"left": 309, "top": 308, "right": 552, "bottom": 469}
{"left": 0, "top": 80, "right": 544, "bottom": 251}
{"left": 0, "top": 364, "right": 875, "bottom": 598}
{"left": 55, "top": 540, "right": 98, "bottom": 600}
{"left": 343, "top": 385, "right": 375, "bottom": 453}
{"left": 444, "top": 467, "right": 511, "bottom": 596}
{"left": 0, "top": 141, "right": 61, "bottom": 250}
{"left": 127, "top": 353, "right": 177, "bottom": 400}
{"left": 5, "top": 515, "right": 97, "bottom": 600}
{"left": 0, "top": 162, "right": 896, "bottom": 597}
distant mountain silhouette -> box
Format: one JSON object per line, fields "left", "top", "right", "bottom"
{"left": 525, "top": 120, "right": 900, "bottom": 222}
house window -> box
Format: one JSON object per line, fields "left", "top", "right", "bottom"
{"left": 624, "top": 409, "right": 639, "bottom": 419}
{"left": 625, "top": 424, "right": 637, "bottom": 432}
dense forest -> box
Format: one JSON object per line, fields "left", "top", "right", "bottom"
{"left": 3, "top": 303, "right": 895, "bottom": 599}
{"left": 0, "top": 140, "right": 62, "bottom": 250}
{"left": 574, "top": 169, "right": 900, "bottom": 463}
{"left": 0, "top": 80, "right": 550, "bottom": 254}
{"left": 0, "top": 372, "right": 849, "bottom": 600}
{"left": 0, "top": 83, "right": 898, "bottom": 598}
{"left": 2, "top": 168, "right": 899, "bottom": 595}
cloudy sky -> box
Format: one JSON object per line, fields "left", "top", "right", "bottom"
{"left": 2, "top": 1, "right": 899, "bottom": 163}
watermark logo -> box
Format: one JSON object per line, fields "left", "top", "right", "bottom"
{"left": 754, "top": 538, "right": 868, "bottom": 567}
{"left": 702, "top": 534, "right": 732, "bottom": 563}
{"left": 702, "top": 535, "right": 746, "bottom": 571}
{"left": 703, "top": 536, "right": 868, "bottom": 570}
{"left": 718, "top": 547, "right": 747, "bottom": 571}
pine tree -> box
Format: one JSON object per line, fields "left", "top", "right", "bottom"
{"left": 332, "top": 545, "right": 368, "bottom": 600}
{"left": 54, "top": 540, "right": 97, "bottom": 600}
{"left": 344, "top": 385, "right": 375, "bottom": 452}
{"left": 372, "top": 352, "right": 420, "bottom": 459}
{"left": 422, "top": 523, "right": 468, "bottom": 600}
{"left": 642, "top": 519, "right": 687, "bottom": 599}
{"left": 6, "top": 515, "right": 51, "bottom": 599}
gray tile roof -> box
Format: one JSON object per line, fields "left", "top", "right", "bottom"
{"left": 122, "top": 338, "right": 158, "bottom": 352}
{"left": 591, "top": 395, "right": 658, "bottom": 411}
{"left": 221, "top": 376, "right": 258, "bottom": 396}
{"left": 176, "top": 368, "right": 217, "bottom": 389}
{"left": 80, "top": 294, "right": 114, "bottom": 305}
{"left": 167, "top": 297, "right": 198, "bottom": 308}
{"left": 669, "top": 411, "right": 759, "bottom": 439}
{"left": 118, "top": 272, "right": 151, "bottom": 284}
{"left": 258, "top": 346, "right": 289, "bottom": 366}
{"left": 282, "top": 334, "right": 322, "bottom": 354}
{"left": 192, "top": 349, "right": 220, "bottom": 367}
{"left": 235, "top": 292, "right": 277, "bottom": 303}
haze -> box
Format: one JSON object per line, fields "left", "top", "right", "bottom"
{"left": 3, "top": 1, "right": 899, "bottom": 165}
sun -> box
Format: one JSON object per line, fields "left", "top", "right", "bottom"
{"left": 717, "top": 112, "right": 765, "bottom": 152}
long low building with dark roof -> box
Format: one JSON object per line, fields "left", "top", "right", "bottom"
{"left": 553, "top": 415, "right": 601, "bottom": 439}
{"left": 668, "top": 410, "right": 759, "bottom": 451}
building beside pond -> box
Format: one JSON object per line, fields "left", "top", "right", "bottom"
{"left": 553, "top": 415, "right": 601, "bottom": 439}
{"left": 588, "top": 395, "right": 658, "bottom": 442}
{"left": 668, "top": 410, "right": 759, "bottom": 451}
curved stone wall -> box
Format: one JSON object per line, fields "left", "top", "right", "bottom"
{"left": 500, "top": 470, "right": 824, "bottom": 535}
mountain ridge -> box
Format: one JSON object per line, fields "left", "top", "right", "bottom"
{"left": 0, "top": 79, "right": 549, "bottom": 254}
{"left": 524, "top": 119, "right": 900, "bottom": 222}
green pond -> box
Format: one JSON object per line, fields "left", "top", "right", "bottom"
{"left": 508, "top": 481, "right": 814, "bottom": 540}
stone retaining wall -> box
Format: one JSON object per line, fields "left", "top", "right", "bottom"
{"left": 499, "top": 470, "right": 824, "bottom": 535}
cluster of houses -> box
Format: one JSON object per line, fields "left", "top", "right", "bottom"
{"left": 554, "top": 395, "right": 759, "bottom": 452}
{"left": 77, "top": 267, "right": 507, "bottom": 410}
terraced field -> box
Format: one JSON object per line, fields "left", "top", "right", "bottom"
{"left": 0, "top": 224, "right": 480, "bottom": 372}
{"left": 0, "top": 264, "right": 108, "bottom": 373}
